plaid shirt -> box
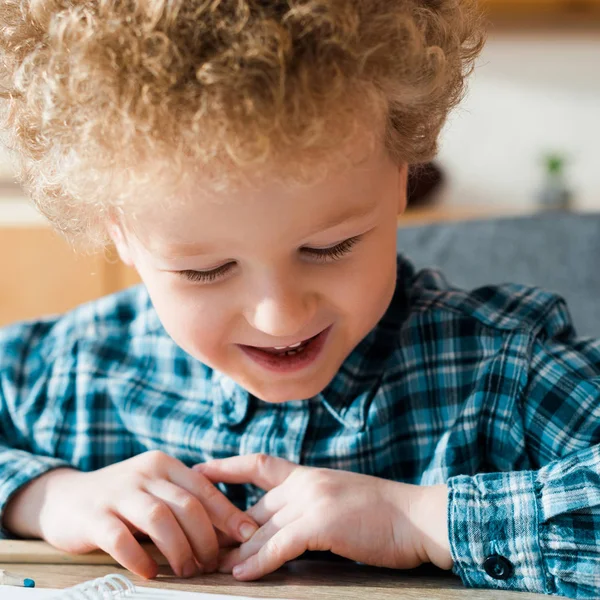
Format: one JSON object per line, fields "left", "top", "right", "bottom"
{"left": 1, "top": 253, "right": 600, "bottom": 599}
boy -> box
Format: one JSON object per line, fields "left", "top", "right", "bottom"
{"left": 0, "top": 1, "right": 597, "bottom": 598}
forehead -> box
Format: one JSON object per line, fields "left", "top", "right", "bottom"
{"left": 122, "top": 135, "right": 394, "bottom": 250}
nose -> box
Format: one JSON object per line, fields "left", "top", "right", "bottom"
{"left": 243, "top": 272, "right": 318, "bottom": 339}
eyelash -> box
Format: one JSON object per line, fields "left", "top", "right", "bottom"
{"left": 178, "top": 235, "right": 363, "bottom": 284}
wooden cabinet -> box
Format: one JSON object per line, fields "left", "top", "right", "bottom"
{"left": 0, "top": 227, "right": 140, "bottom": 326}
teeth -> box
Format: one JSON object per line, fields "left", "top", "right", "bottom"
{"left": 273, "top": 341, "right": 303, "bottom": 350}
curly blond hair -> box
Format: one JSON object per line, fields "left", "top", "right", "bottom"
{"left": 0, "top": 0, "right": 484, "bottom": 250}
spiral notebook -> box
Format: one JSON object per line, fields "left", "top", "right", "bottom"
{"left": 0, "top": 573, "right": 291, "bottom": 600}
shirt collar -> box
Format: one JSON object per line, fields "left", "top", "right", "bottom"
{"left": 211, "top": 369, "right": 251, "bottom": 427}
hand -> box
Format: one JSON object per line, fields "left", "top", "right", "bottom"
{"left": 194, "top": 454, "right": 452, "bottom": 581}
{"left": 3, "top": 451, "right": 259, "bottom": 579}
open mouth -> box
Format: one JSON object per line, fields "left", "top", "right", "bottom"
{"left": 249, "top": 332, "right": 322, "bottom": 357}
{"left": 238, "top": 326, "right": 332, "bottom": 373}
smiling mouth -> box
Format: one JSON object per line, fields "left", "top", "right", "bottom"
{"left": 242, "top": 330, "right": 324, "bottom": 356}
{"left": 239, "top": 325, "right": 332, "bottom": 366}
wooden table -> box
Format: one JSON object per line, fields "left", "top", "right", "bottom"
{"left": 0, "top": 559, "right": 547, "bottom": 599}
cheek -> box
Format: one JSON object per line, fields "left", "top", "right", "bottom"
{"left": 331, "top": 240, "right": 397, "bottom": 319}
{"left": 141, "top": 275, "right": 229, "bottom": 353}
{"left": 353, "top": 259, "right": 396, "bottom": 322}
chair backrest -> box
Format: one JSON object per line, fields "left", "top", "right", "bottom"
{"left": 397, "top": 212, "right": 600, "bottom": 337}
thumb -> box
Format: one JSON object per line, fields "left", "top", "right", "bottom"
{"left": 192, "top": 454, "right": 296, "bottom": 491}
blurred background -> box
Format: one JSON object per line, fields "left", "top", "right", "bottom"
{"left": 407, "top": 0, "right": 600, "bottom": 220}
{"left": 1, "top": 0, "right": 599, "bottom": 325}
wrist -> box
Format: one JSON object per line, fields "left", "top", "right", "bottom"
{"left": 3, "top": 468, "right": 80, "bottom": 538}
{"left": 413, "top": 483, "right": 453, "bottom": 570}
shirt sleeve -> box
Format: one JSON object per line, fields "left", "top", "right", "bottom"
{"left": 0, "top": 319, "right": 73, "bottom": 539}
{"left": 447, "top": 325, "right": 600, "bottom": 599}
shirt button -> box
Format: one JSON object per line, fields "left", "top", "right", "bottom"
{"left": 483, "top": 555, "right": 514, "bottom": 580}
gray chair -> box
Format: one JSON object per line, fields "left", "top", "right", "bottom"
{"left": 396, "top": 212, "right": 600, "bottom": 337}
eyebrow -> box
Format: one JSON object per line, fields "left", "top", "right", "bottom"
{"left": 159, "top": 200, "right": 378, "bottom": 258}
{"left": 312, "top": 200, "right": 378, "bottom": 234}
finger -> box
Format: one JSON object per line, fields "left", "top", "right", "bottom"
{"left": 116, "top": 490, "right": 195, "bottom": 578}
{"left": 94, "top": 513, "right": 158, "bottom": 580}
{"left": 216, "top": 528, "right": 239, "bottom": 548}
{"left": 168, "top": 463, "right": 258, "bottom": 543}
{"left": 216, "top": 486, "right": 285, "bottom": 548}
{"left": 245, "top": 487, "right": 286, "bottom": 526}
{"left": 232, "top": 519, "right": 310, "bottom": 581}
{"left": 145, "top": 479, "right": 219, "bottom": 573}
{"left": 219, "top": 512, "right": 287, "bottom": 573}
{"left": 218, "top": 547, "right": 242, "bottom": 573}
{"left": 193, "top": 454, "right": 297, "bottom": 491}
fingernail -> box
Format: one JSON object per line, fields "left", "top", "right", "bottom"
{"left": 182, "top": 559, "right": 198, "bottom": 578}
{"left": 233, "top": 564, "right": 245, "bottom": 577}
{"left": 239, "top": 522, "right": 257, "bottom": 542}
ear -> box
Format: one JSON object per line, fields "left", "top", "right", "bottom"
{"left": 106, "top": 220, "right": 134, "bottom": 267}
{"left": 397, "top": 163, "right": 409, "bottom": 216}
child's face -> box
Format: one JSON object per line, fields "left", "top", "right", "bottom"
{"left": 111, "top": 140, "right": 407, "bottom": 403}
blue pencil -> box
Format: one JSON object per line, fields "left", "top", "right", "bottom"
{"left": 0, "top": 569, "right": 35, "bottom": 587}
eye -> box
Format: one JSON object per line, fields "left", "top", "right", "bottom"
{"left": 176, "top": 235, "right": 363, "bottom": 283}
{"left": 301, "top": 235, "right": 362, "bottom": 262}
{"left": 178, "top": 263, "right": 233, "bottom": 283}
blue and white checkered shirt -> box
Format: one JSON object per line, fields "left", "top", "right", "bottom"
{"left": 1, "top": 254, "right": 600, "bottom": 598}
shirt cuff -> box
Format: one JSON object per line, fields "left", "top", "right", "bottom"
{"left": 447, "top": 470, "right": 552, "bottom": 595}
{"left": 0, "top": 447, "right": 72, "bottom": 539}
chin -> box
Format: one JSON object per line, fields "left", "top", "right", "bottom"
{"left": 258, "top": 392, "right": 314, "bottom": 404}
{"left": 247, "top": 376, "right": 330, "bottom": 404}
